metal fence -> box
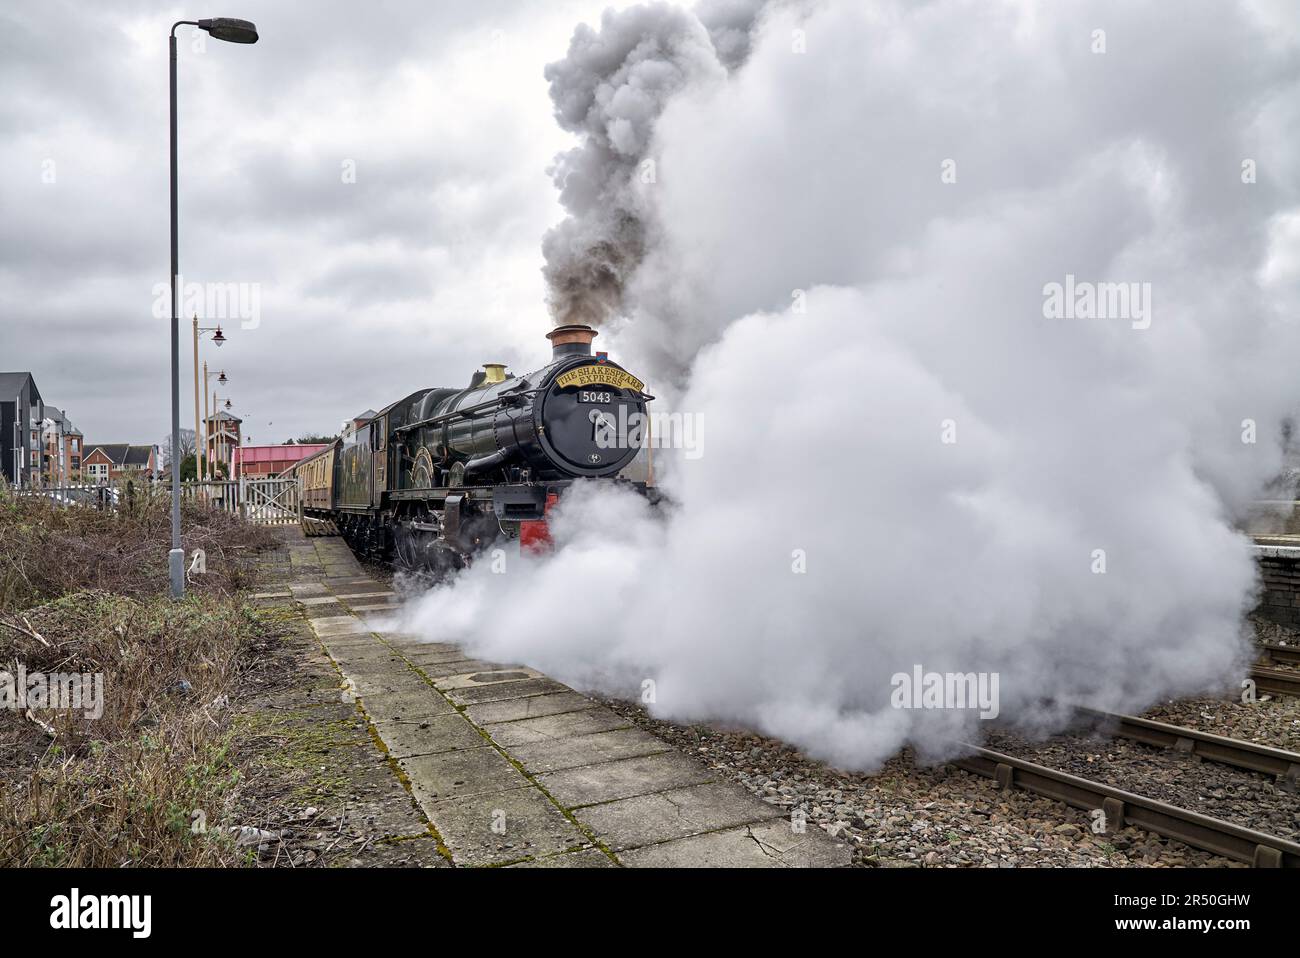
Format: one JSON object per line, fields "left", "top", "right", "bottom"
{"left": 8, "top": 482, "right": 124, "bottom": 510}
{"left": 5, "top": 475, "right": 302, "bottom": 526}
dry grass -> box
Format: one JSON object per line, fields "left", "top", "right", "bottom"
{"left": 0, "top": 484, "right": 283, "bottom": 866}
{"left": 0, "top": 484, "right": 275, "bottom": 614}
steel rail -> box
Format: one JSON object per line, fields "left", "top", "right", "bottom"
{"left": 1261, "top": 643, "right": 1300, "bottom": 667}
{"left": 950, "top": 744, "right": 1300, "bottom": 867}
{"left": 1250, "top": 665, "right": 1300, "bottom": 698}
{"left": 1075, "top": 707, "right": 1300, "bottom": 783}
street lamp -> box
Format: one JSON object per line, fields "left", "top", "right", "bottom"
{"left": 168, "top": 16, "right": 258, "bottom": 599}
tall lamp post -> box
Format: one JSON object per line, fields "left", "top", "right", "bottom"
{"left": 168, "top": 17, "right": 258, "bottom": 598}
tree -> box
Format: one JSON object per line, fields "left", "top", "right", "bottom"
{"left": 286, "top": 433, "right": 338, "bottom": 445}
{"left": 179, "top": 453, "right": 210, "bottom": 482}
{"left": 159, "top": 428, "right": 197, "bottom": 467}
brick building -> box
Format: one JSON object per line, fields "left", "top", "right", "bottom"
{"left": 232, "top": 443, "right": 329, "bottom": 479}
{"left": 82, "top": 444, "right": 158, "bottom": 482}
{"left": 205, "top": 410, "right": 242, "bottom": 478}
{"left": 41, "top": 407, "right": 83, "bottom": 484}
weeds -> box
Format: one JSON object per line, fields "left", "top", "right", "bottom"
{"left": 0, "top": 484, "right": 283, "bottom": 866}
{"left": 0, "top": 483, "right": 275, "bottom": 613}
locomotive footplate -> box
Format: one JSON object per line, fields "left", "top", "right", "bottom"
{"left": 492, "top": 484, "right": 549, "bottom": 521}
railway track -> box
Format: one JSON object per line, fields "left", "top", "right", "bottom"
{"left": 1076, "top": 707, "right": 1300, "bottom": 784}
{"left": 1261, "top": 642, "right": 1300, "bottom": 666}
{"left": 951, "top": 744, "right": 1300, "bottom": 867}
{"left": 1250, "top": 664, "right": 1300, "bottom": 698}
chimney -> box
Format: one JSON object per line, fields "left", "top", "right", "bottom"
{"left": 546, "top": 323, "right": 598, "bottom": 359}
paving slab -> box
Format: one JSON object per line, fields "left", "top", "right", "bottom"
{"left": 289, "top": 582, "right": 328, "bottom": 596}
{"left": 316, "top": 633, "right": 386, "bottom": 651}
{"left": 465, "top": 691, "right": 594, "bottom": 725}
{"left": 425, "top": 785, "right": 589, "bottom": 866}
{"left": 620, "top": 819, "right": 852, "bottom": 868}
{"left": 380, "top": 633, "right": 448, "bottom": 649}
{"left": 510, "top": 848, "right": 618, "bottom": 868}
{"left": 311, "top": 616, "right": 374, "bottom": 638}
{"left": 332, "top": 653, "right": 421, "bottom": 676}
{"left": 252, "top": 590, "right": 291, "bottom": 599}
{"left": 401, "top": 746, "right": 530, "bottom": 803}
{"left": 298, "top": 596, "right": 341, "bottom": 607}
{"left": 305, "top": 604, "right": 351, "bottom": 620}
{"left": 357, "top": 616, "right": 404, "bottom": 632}
{"left": 537, "top": 751, "right": 714, "bottom": 808}
{"left": 350, "top": 669, "right": 437, "bottom": 699}
{"left": 325, "top": 642, "right": 408, "bottom": 665}
{"left": 510, "top": 727, "right": 672, "bottom": 774}
{"left": 372, "top": 713, "right": 486, "bottom": 758}
{"left": 485, "top": 706, "right": 631, "bottom": 747}
{"left": 399, "top": 645, "right": 473, "bottom": 663}
{"left": 575, "top": 782, "right": 783, "bottom": 851}
{"left": 446, "top": 677, "right": 571, "bottom": 706}
{"left": 435, "top": 667, "right": 542, "bottom": 691}
{"left": 412, "top": 658, "right": 509, "bottom": 679}
{"left": 361, "top": 687, "right": 458, "bottom": 723}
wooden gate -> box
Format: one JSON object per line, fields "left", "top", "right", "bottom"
{"left": 239, "top": 476, "right": 301, "bottom": 525}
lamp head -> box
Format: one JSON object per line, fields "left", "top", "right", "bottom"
{"left": 197, "top": 18, "right": 259, "bottom": 43}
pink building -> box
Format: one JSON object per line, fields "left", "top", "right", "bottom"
{"left": 232, "top": 443, "right": 329, "bottom": 479}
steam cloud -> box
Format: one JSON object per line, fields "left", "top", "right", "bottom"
{"left": 402, "top": 0, "right": 1300, "bottom": 770}
{"left": 540, "top": 0, "right": 771, "bottom": 327}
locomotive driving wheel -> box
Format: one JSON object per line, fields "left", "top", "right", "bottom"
{"left": 394, "top": 507, "right": 463, "bottom": 583}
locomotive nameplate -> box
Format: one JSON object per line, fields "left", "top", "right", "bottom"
{"left": 555, "top": 366, "right": 645, "bottom": 392}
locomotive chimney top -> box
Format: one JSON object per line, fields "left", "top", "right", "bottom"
{"left": 546, "top": 324, "right": 598, "bottom": 358}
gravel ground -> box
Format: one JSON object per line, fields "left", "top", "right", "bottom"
{"left": 595, "top": 696, "right": 1238, "bottom": 868}
{"left": 983, "top": 727, "right": 1300, "bottom": 842}
{"left": 1141, "top": 696, "right": 1300, "bottom": 752}
{"left": 1252, "top": 616, "right": 1300, "bottom": 673}
{"left": 1252, "top": 616, "right": 1300, "bottom": 648}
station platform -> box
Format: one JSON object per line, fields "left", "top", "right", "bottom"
{"left": 253, "top": 533, "right": 850, "bottom": 867}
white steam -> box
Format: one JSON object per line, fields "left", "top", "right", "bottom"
{"left": 402, "top": 0, "right": 1300, "bottom": 770}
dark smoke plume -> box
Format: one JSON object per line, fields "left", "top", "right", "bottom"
{"left": 541, "top": 1, "right": 769, "bottom": 326}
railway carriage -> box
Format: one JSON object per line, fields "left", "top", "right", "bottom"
{"left": 288, "top": 324, "right": 651, "bottom": 574}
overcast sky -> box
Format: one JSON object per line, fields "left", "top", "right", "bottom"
{"left": 0, "top": 0, "right": 642, "bottom": 447}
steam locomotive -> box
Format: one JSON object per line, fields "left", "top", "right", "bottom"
{"left": 289, "top": 324, "right": 651, "bottom": 574}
